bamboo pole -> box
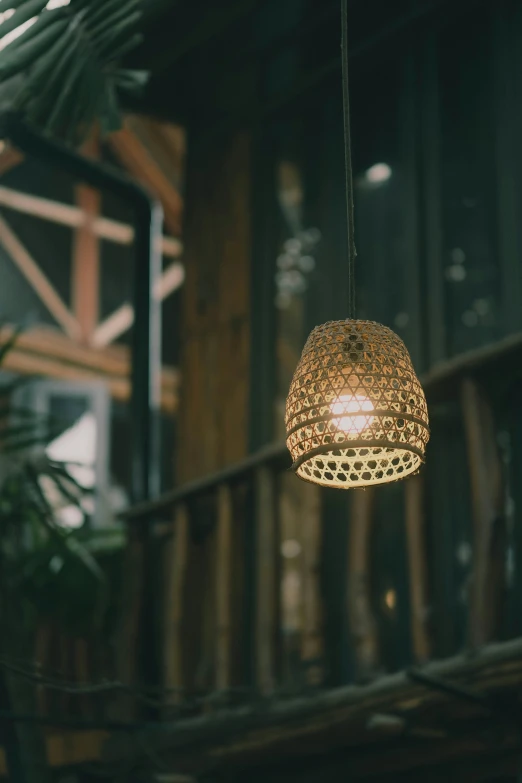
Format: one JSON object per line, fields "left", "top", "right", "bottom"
{"left": 405, "top": 474, "right": 431, "bottom": 661}
{"left": 255, "top": 466, "right": 278, "bottom": 694}
{"left": 215, "top": 484, "right": 233, "bottom": 690}
{"left": 347, "top": 489, "right": 378, "bottom": 679}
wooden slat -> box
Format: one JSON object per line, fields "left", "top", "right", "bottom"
{"left": 163, "top": 503, "right": 189, "bottom": 705}
{"left": 125, "top": 116, "right": 186, "bottom": 191}
{"left": 0, "top": 184, "right": 182, "bottom": 257}
{"left": 45, "top": 731, "right": 109, "bottom": 768}
{"left": 73, "top": 135, "right": 101, "bottom": 343}
{"left": 347, "top": 489, "right": 378, "bottom": 679}
{"left": 421, "top": 33, "right": 445, "bottom": 364}
{"left": 300, "top": 482, "right": 324, "bottom": 684}
{"left": 108, "top": 126, "right": 183, "bottom": 237}
{"left": 75, "top": 637, "right": 91, "bottom": 718}
{"left": 0, "top": 213, "right": 82, "bottom": 339}
{"left": 255, "top": 466, "right": 278, "bottom": 694}
{"left": 34, "top": 624, "right": 51, "bottom": 717}
{"left": 2, "top": 341, "right": 178, "bottom": 413}
{"left": 461, "top": 377, "right": 505, "bottom": 647}
{"left": 215, "top": 484, "right": 233, "bottom": 690}
{"left": 405, "top": 474, "right": 430, "bottom": 662}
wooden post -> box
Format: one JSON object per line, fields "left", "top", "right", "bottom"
{"left": 255, "top": 466, "right": 278, "bottom": 694}
{"left": 300, "top": 482, "right": 324, "bottom": 685}
{"left": 461, "top": 377, "right": 505, "bottom": 647}
{"left": 347, "top": 488, "right": 379, "bottom": 679}
{"left": 73, "top": 135, "right": 100, "bottom": 344}
{"left": 215, "top": 484, "right": 233, "bottom": 690}
{"left": 405, "top": 474, "right": 431, "bottom": 662}
{"left": 163, "top": 503, "right": 189, "bottom": 707}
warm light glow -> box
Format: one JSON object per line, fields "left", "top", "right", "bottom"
{"left": 365, "top": 162, "right": 392, "bottom": 184}
{"left": 330, "top": 393, "right": 374, "bottom": 435}
{"left": 384, "top": 589, "right": 397, "bottom": 611}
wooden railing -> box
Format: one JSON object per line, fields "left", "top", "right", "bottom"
{"left": 117, "top": 332, "right": 522, "bottom": 709}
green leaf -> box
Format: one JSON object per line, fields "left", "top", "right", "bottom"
{"left": 88, "top": 2, "right": 141, "bottom": 44}
{"left": 46, "top": 461, "right": 91, "bottom": 494}
{"left": 0, "top": 16, "right": 67, "bottom": 80}
{"left": 0, "top": 0, "right": 31, "bottom": 10}
{"left": 99, "top": 81, "right": 122, "bottom": 135}
{"left": 0, "top": 0, "right": 148, "bottom": 142}
{"left": 115, "top": 69, "right": 149, "bottom": 92}
{"left": 0, "top": 0, "right": 48, "bottom": 38}
{"left": 27, "top": 32, "right": 78, "bottom": 117}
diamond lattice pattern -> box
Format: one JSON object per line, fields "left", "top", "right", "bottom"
{"left": 285, "top": 319, "right": 430, "bottom": 488}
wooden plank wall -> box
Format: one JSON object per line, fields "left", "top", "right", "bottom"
{"left": 163, "top": 132, "right": 252, "bottom": 697}
{"left": 177, "top": 132, "right": 251, "bottom": 483}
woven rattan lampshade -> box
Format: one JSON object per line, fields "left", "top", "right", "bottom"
{"left": 285, "top": 319, "right": 430, "bottom": 488}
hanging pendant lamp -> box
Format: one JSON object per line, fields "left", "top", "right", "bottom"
{"left": 285, "top": 0, "right": 429, "bottom": 489}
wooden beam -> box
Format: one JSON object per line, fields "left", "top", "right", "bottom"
{"left": 461, "top": 378, "right": 505, "bottom": 648}
{"left": 91, "top": 262, "right": 185, "bottom": 348}
{"left": 215, "top": 484, "right": 233, "bottom": 690}
{"left": 108, "top": 126, "right": 183, "bottom": 237}
{"left": 0, "top": 325, "right": 179, "bottom": 414}
{"left": 163, "top": 503, "right": 189, "bottom": 707}
{"left": 255, "top": 466, "right": 278, "bottom": 695}
{"left": 0, "top": 213, "right": 82, "bottom": 340}
{"left": 0, "top": 144, "right": 23, "bottom": 177}
{"left": 405, "top": 475, "right": 431, "bottom": 662}
{"left": 0, "top": 185, "right": 182, "bottom": 257}
{"left": 92, "top": 304, "right": 134, "bottom": 349}
{"left": 73, "top": 134, "right": 101, "bottom": 343}
{"left": 125, "top": 116, "right": 186, "bottom": 192}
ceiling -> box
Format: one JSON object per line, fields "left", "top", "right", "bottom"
{"left": 125, "top": 0, "right": 478, "bottom": 130}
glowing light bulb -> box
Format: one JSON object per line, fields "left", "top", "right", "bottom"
{"left": 330, "top": 393, "right": 374, "bottom": 435}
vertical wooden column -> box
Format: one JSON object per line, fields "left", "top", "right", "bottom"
{"left": 163, "top": 503, "right": 189, "bottom": 707}
{"left": 461, "top": 377, "right": 505, "bottom": 647}
{"left": 72, "top": 132, "right": 100, "bottom": 344}
{"left": 347, "top": 488, "right": 378, "bottom": 680}
{"left": 177, "top": 132, "right": 251, "bottom": 482}
{"left": 255, "top": 465, "right": 278, "bottom": 694}
{"left": 300, "top": 482, "right": 324, "bottom": 684}
{"left": 215, "top": 484, "right": 233, "bottom": 691}
{"left": 162, "top": 131, "right": 251, "bottom": 696}
{"left": 405, "top": 474, "right": 430, "bottom": 662}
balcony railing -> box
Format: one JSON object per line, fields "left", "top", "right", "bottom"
{"left": 113, "top": 331, "right": 522, "bottom": 716}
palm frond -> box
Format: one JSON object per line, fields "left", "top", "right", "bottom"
{"left": 0, "top": 0, "right": 148, "bottom": 144}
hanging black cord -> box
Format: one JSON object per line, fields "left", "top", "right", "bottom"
{"left": 341, "top": 0, "right": 357, "bottom": 319}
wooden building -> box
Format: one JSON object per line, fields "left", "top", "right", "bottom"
{"left": 2, "top": 0, "right": 522, "bottom": 780}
